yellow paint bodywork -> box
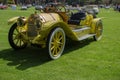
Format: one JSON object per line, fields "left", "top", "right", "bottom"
{"left": 80, "top": 13, "right": 93, "bottom": 26}
{"left": 8, "top": 12, "right": 102, "bottom": 48}
{"left": 90, "top": 18, "right": 102, "bottom": 33}
{"left": 8, "top": 16, "right": 19, "bottom": 25}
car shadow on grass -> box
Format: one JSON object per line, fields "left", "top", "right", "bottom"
{"left": 65, "top": 38, "right": 94, "bottom": 53}
{"left": 0, "top": 38, "right": 94, "bottom": 70}
{"left": 0, "top": 47, "right": 50, "bottom": 70}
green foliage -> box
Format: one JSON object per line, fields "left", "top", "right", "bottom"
{"left": 7, "top": 0, "right": 15, "bottom": 4}
{"left": 0, "top": 0, "right": 14, "bottom": 4}
{"left": 0, "top": 7, "right": 120, "bottom": 80}
{"left": 95, "top": 0, "right": 102, "bottom": 4}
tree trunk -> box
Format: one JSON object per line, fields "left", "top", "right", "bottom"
{"left": 3, "top": 0, "right": 7, "bottom": 4}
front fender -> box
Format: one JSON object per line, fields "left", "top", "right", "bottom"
{"left": 8, "top": 17, "right": 19, "bottom": 25}
{"left": 8, "top": 16, "right": 27, "bottom": 25}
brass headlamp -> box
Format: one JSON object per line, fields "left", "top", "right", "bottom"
{"left": 17, "top": 16, "right": 25, "bottom": 27}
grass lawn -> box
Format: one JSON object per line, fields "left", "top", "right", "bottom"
{"left": 0, "top": 7, "right": 120, "bottom": 80}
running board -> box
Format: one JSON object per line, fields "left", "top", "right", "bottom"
{"left": 72, "top": 27, "right": 90, "bottom": 32}
{"left": 78, "top": 34, "right": 95, "bottom": 41}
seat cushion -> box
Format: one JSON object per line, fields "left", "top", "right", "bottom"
{"left": 68, "top": 11, "right": 86, "bottom": 25}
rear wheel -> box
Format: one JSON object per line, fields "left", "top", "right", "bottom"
{"left": 94, "top": 20, "right": 103, "bottom": 41}
{"left": 8, "top": 23, "right": 27, "bottom": 50}
{"left": 47, "top": 27, "right": 66, "bottom": 59}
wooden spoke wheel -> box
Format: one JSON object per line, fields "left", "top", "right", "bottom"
{"left": 94, "top": 20, "right": 103, "bottom": 41}
{"left": 47, "top": 27, "right": 66, "bottom": 59}
{"left": 8, "top": 23, "right": 27, "bottom": 50}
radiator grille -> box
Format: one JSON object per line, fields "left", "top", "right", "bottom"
{"left": 27, "top": 24, "right": 37, "bottom": 37}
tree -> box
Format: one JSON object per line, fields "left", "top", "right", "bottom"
{"left": 2, "top": 0, "right": 14, "bottom": 4}
{"left": 109, "top": 0, "right": 112, "bottom": 4}
{"left": 3, "top": 0, "right": 7, "bottom": 4}
{"left": 95, "top": 0, "right": 102, "bottom": 4}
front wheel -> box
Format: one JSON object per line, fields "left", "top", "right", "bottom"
{"left": 8, "top": 23, "right": 27, "bottom": 50}
{"left": 94, "top": 20, "right": 103, "bottom": 41}
{"left": 47, "top": 27, "right": 66, "bottom": 59}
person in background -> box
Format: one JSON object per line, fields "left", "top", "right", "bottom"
{"left": 118, "top": 4, "right": 120, "bottom": 12}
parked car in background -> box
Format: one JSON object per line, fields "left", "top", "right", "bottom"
{"left": 21, "top": 5, "right": 27, "bottom": 10}
{"left": 105, "top": 5, "right": 111, "bottom": 9}
{"left": 85, "top": 5, "right": 99, "bottom": 14}
{"left": 0, "top": 4, "right": 7, "bottom": 9}
{"left": 35, "top": 5, "right": 44, "bottom": 10}
{"left": 99, "top": 4, "right": 105, "bottom": 8}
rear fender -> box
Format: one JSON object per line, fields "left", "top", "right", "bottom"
{"left": 90, "top": 18, "right": 102, "bottom": 33}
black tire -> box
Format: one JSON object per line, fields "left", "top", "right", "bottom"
{"left": 47, "top": 27, "right": 66, "bottom": 59}
{"left": 93, "top": 14, "right": 97, "bottom": 18}
{"left": 8, "top": 23, "right": 27, "bottom": 50}
{"left": 94, "top": 20, "right": 103, "bottom": 41}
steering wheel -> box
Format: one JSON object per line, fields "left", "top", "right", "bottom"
{"left": 43, "top": 4, "right": 68, "bottom": 13}
{"left": 56, "top": 5, "right": 67, "bottom": 12}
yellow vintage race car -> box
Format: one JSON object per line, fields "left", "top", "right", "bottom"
{"left": 8, "top": 4, "right": 103, "bottom": 59}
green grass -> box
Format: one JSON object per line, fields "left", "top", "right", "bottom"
{"left": 0, "top": 8, "right": 120, "bottom": 80}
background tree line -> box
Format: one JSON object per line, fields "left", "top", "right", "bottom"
{"left": 0, "top": 0, "right": 120, "bottom": 5}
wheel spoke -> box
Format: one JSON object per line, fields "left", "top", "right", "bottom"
{"left": 13, "top": 28, "right": 20, "bottom": 40}
{"left": 13, "top": 34, "right": 24, "bottom": 47}
{"left": 97, "top": 26, "right": 102, "bottom": 37}
{"left": 51, "top": 41, "right": 54, "bottom": 44}
{"left": 98, "top": 31, "right": 101, "bottom": 36}
{"left": 15, "top": 28, "right": 19, "bottom": 33}
{"left": 15, "top": 39, "right": 19, "bottom": 45}
{"left": 55, "top": 32, "right": 58, "bottom": 39}
{"left": 13, "top": 36, "right": 17, "bottom": 40}
{"left": 57, "top": 32, "right": 62, "bottom": 38}
{"left": 55, "top": 48, "right": 57, "bottom": 55}
{"left": 52, "top": 47, "right": 57, "bottom": 56}
{"left": 51, "top": 45, "right": 55, "bottom": 51}
{"left": 13, "top": 32, "right": 18, "bottom": 36}
{"left": 13, "top": 29, "right": 19, "bottom": 35}
{"left": 52, "top": 37, "right": 56, "bottom": 42}
{"left": 57, "top": 46, "right": 61, "bottom": 52}
{"left": 59, "top": 36, "right": 63, "bottom": 41}
{"left": 19, "top": 39, "right": 22, "bottom": 46}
